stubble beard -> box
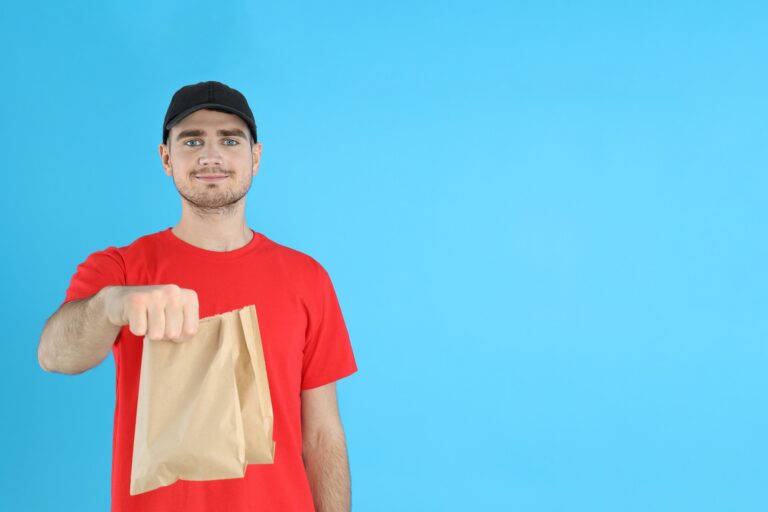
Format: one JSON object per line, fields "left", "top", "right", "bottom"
{"left": 172, "top": 165, "right": 253, "bottom": 217}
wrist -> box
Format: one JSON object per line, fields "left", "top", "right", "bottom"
{"left": 94, "top": 286, "right": 120, "bottom": 327}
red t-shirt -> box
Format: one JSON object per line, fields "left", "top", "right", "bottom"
{"left": 62, "top": 227, "right": 358, "bottom": 511}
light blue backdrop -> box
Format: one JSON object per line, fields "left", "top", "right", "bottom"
{"left": 1, "top": 1, "right": 765, "bottom": 510}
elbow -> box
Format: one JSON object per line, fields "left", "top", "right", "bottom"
{"left": 38, "top": 352, "right": 90, "bottom": 375}
{"left": 38, "top": 324, "right": 59, "bottom": 373}
{"left": 37, "top": 337, "right": 54, "bottom": 373}
{"left": 37, "top": 339, "right": 89, "bottom": 375}
{"left": 302, "top": 423, "right": 347, "bottom": 457}
{"left": 38, "top": 354, "right": 52, "bottom": 373}
{"left": 37, "top": 321, "right": 86, "bottom": 375}
{"left": 37, "top": 351, "right": 68, "bottom": 374}
{"left": 39, "top": 358, "right": 89, "bottom": 375}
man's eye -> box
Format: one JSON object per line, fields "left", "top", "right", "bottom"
{"left": 223, "top": 139, "right": 238, "bottom": 145}
{"left": 184, "top": 139, "right": 201, "bottom": 146}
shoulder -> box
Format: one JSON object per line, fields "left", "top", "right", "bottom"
{"left": 74, "top": 229, "right": 166, "bottom": 268}
{"left": 121, "top": 228, "right": 168, "bottom": 254}
{"left": 258, "top": 234, "right": 330, "bottom": 280}
{"left": 256, "top": 234, "right": 333, "bottom": 297}
{"left": 94, "top": 228, "right": 181, "bottom": 264}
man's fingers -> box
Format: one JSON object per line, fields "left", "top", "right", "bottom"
{"left": 119, "top": 286, "right": 198, "bottom": 342}
{"left": 128, "top": 302, "right": 147, "bottom": 337}
{"left": 181, "top": 292, "right": 199, "bottom": 339}
{"left": 146, "top": 300, "right": 166, "bottom": 341}
{"left": 164, "top": 302, "right": 184, "bottom": 341}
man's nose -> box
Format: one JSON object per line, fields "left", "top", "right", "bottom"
{"left": 198, "top": 144, "right": 224, "bottom": 166}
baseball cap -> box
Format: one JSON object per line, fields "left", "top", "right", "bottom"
{"left": 162, "top": 81, "right": 258, "bottom": 144}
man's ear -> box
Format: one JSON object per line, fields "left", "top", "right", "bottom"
{"left": 159, "top": 143, "right": 172, "bottom": 176}
{"left": 252, "top": 142, "right": 262, "bottom": 176}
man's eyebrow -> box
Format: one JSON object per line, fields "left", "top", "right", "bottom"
{"left": 175, "top": 128, "right": 248, "bottom": 141}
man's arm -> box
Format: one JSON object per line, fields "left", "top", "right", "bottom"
{"left": 38, "top": 284, "right": 200, "bottom": 375}
{"left": 38, "top": 287, "right": 121, "bottom": 374}
{"left": 301, "top": 382, "right": 352, "bottom": 512}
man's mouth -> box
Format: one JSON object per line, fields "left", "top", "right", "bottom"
{"left": 195, "top": 174, "right": 229, "bottom": 183}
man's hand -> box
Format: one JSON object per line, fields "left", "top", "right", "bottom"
{"left": 102, "top": 285, "right": 199, "bottom": 342}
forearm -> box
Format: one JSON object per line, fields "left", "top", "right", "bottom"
{"left": 38, "top": 286, "right": 121, "bottom": 374}
{"left": 302, "top": 429, "right": 352, "bottom": 512}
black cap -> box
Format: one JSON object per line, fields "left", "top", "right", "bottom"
{"left": 162, "top": 81, "right": 257, "bottom": 144}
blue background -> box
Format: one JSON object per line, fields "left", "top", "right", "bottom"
{"left": 1, "top": 1, "right": 766, "bottom": 510}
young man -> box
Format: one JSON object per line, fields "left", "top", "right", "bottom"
{"left": 37, "top": 81, "right": 358, "bottom": 512}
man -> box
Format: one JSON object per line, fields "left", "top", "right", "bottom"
{"left": 37, "top": 80, "right": 358, "bottom": 512}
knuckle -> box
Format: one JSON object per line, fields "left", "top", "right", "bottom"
{"left": 127, "top": 293, "right": 145, "bottom": 308}
{"left": 165, "top": 286, "right": 184, "bottom": 307}
{"left": 164, "top": 283, "right": 182, "bottom": 295}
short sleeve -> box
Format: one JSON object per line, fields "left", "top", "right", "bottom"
{"left": 301, "top": 262, "right": 358, "bottom": 390}
{"left": 62, "top": 246, "right": 127, "bottom": 306}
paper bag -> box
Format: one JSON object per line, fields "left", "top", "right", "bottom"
{"left": 130, "top": 304, "right": 276, "bottom": 496}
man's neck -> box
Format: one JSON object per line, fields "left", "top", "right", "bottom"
{"left": 171, "top": 215, "right": 254, "bottom": 252}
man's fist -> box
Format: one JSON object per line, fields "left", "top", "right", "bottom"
{"left": 102, "top": 285, "right": 199, "bottom": 342}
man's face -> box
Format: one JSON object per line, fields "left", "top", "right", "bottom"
{"left": 159, "top": 108, "right": 262, "bottom": 213}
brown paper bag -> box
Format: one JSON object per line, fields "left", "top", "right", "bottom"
{"left": 130, "top": 304, "right": 276, "bottom": 496}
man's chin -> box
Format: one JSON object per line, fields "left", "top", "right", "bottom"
{"left": 179, "top": 193, "right": 247, "bottom": 210}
